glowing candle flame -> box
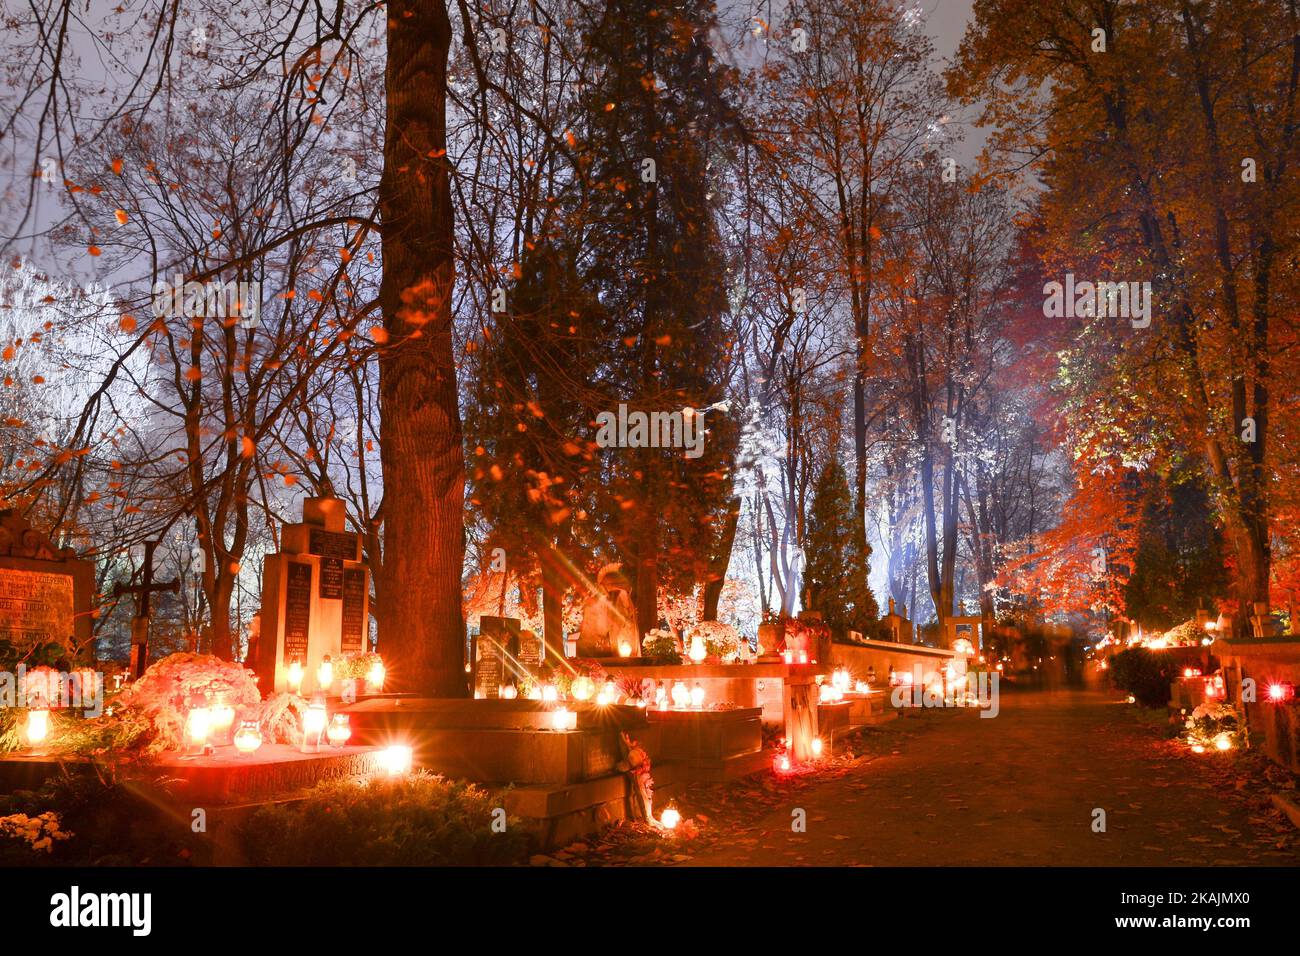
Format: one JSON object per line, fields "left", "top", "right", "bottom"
{"left": 380, "top": 745, "right": 412, "bottom": 776}
{"left": 26, "top": 708, "right": 49, "bottom": 746}
{"left": 287, "top": 659, "right": 304, "bottom": 694}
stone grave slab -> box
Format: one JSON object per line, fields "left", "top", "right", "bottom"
{"left": 152, "top": 744, "right": 384, "bottom": 804}
{"left": 0, "top": 510, "right": 94, "bottom": 652}
{"left": 338, "top": 698, "right": 657, "bottom": 785}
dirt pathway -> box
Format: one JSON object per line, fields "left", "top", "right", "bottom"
{"left": 680, "top": 688, "right": 1300, "bottom": 866}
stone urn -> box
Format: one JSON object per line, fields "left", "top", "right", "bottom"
{"left": 757, "top": 621, "right": 785, "bottom": 660}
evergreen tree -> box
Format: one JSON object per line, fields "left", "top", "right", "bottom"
{"left": 574, "top": 0, "right": 739, "bottom": 634}
{"left": 804, "top": 457, "right": 878, "bottom": 633}
{"left": 464, "top": 243, "right": 606, "bottom": 655}
{"left": 1123, "top": 474, "right": 1228, "bottom": 630}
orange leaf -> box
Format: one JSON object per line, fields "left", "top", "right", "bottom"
{"left": 114, "top": 209, "right": 128, "bottom": 225}
{"left": 111, "top": 158, "right": 123, "bottom": 175}
{"left": 88, "top": 245, "right": 102, "bottom": 256}
{"left": 119, "top": 315, "right": 137, "bottom": 333}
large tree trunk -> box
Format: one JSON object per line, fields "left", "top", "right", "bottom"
{"left": 701, "top": 496, "right": 741, "bottom": 620}
{"left": 376, "top": 0, "right": 466, "bottom": 697}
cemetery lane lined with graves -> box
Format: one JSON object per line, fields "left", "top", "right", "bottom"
{"left": 3, "top": 3, "right": 1300, "bottom": 938}
{"left": 674, "top": 689, "right": 1300, "bottom": 868}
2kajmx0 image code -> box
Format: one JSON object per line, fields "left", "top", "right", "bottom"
{"left": 1123, "top": 892, "right": 1250, "bottom": 907}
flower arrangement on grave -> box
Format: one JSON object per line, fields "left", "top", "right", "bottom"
{"left": 112, "top": 653, "right": 262, "bottom": 753}
{"left": 690, "top": 621, "right": 741, "bottom": 662}
{"left": 1184, "top": 701, "right": 1243, "bottom": 753}
{"left": 781, "top": 616, "right": 831, "bottom": 659}
{"left": 329, "top": 652, "right": 385, "bottom": 696}
{"left": 1152, "top": 620, "right": 1204, "bottom": 648}
{"left": 0, "top": 652, "right": 264, "bottom": 759}
{"left": 255, "top": 692, "right": 313, "bottom": 746}
{"left": 641, "top": 628, "right": 682, "bottom": 664}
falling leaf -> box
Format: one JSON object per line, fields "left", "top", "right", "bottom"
{"left": 114, "top": 209, "right": 128, "bottom": 224}
{"left": 88, "top": 245, "right": 102, "bottom": 256}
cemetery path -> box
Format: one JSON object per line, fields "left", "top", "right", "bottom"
{"left": 678, "top": 688, "right": 1300, "bottom": 867}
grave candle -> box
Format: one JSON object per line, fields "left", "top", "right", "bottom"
{"left": 233, "top": 721, "right": 263, "bottom": 756}
{"left": 690, "top": 682, "right": 705, "bottom": 708}
{"left": 366, "top": 658, "right": 386, "bottom": 692}
{"left": 499, "top": 684, "right": 518, "bottom": 700}
{"left": 688, "top": 633, "right": 707, "bottom": 664}
{"left": 25, "top": 705, "right": 49, "bottom": 747}
{"left": 327, "top": 714, "right": 351, "bottom": 747}
{"left": 618, "top": 640, "right": 633, "bottom": 658}
{"left": 317, "top": 655, "right": 334, "bottom": 693}
{"left": 671, "top": 681, "right": 690, "bottom": 709}
{"left": 287, "top": 658, "right": 304, "bottom": 695}
{"left": 300, "top": 696, "right": 327, "bottom": 753}
{"left": 188, "top": 706, "right": 212, "bottom": 754}
{"left": 209, "top": 699, "right": 236, "bottom": 746}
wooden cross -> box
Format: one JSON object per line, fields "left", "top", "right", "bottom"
{"left": 113, "top": 541, "right": 180, "bottom": 679}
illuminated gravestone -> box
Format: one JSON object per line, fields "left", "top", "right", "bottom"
{"left": 0, "top": 510, "right": 93, "bottom": 658}
{"left": 881, "top": 598, "right": 913, "bottom": 644}
{"left": 254, "top": 497, "right": 369, "bottom": 694}
{"left": 474, "top": 615, "right": 521, "bottom": 698}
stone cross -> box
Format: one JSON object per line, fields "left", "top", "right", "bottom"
{"left": 113, "top": 540, "right": 180, "bottom": 679}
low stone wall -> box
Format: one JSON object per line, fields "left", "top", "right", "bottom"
{"left": 1214, "top": 637, "right": 1300, "bottom": 773}
{"left": 830, "top": 639, "right": 956, "bottom": 680}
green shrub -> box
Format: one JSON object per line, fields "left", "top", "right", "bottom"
{"left": 240, "top": 772, "right": 531, "bottom": 866}
{"left": 641, "top": 629, "right": 682, "bottom": 664}
{"left": 1110, "top": 646, "right": 1178, "bottom": 708}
